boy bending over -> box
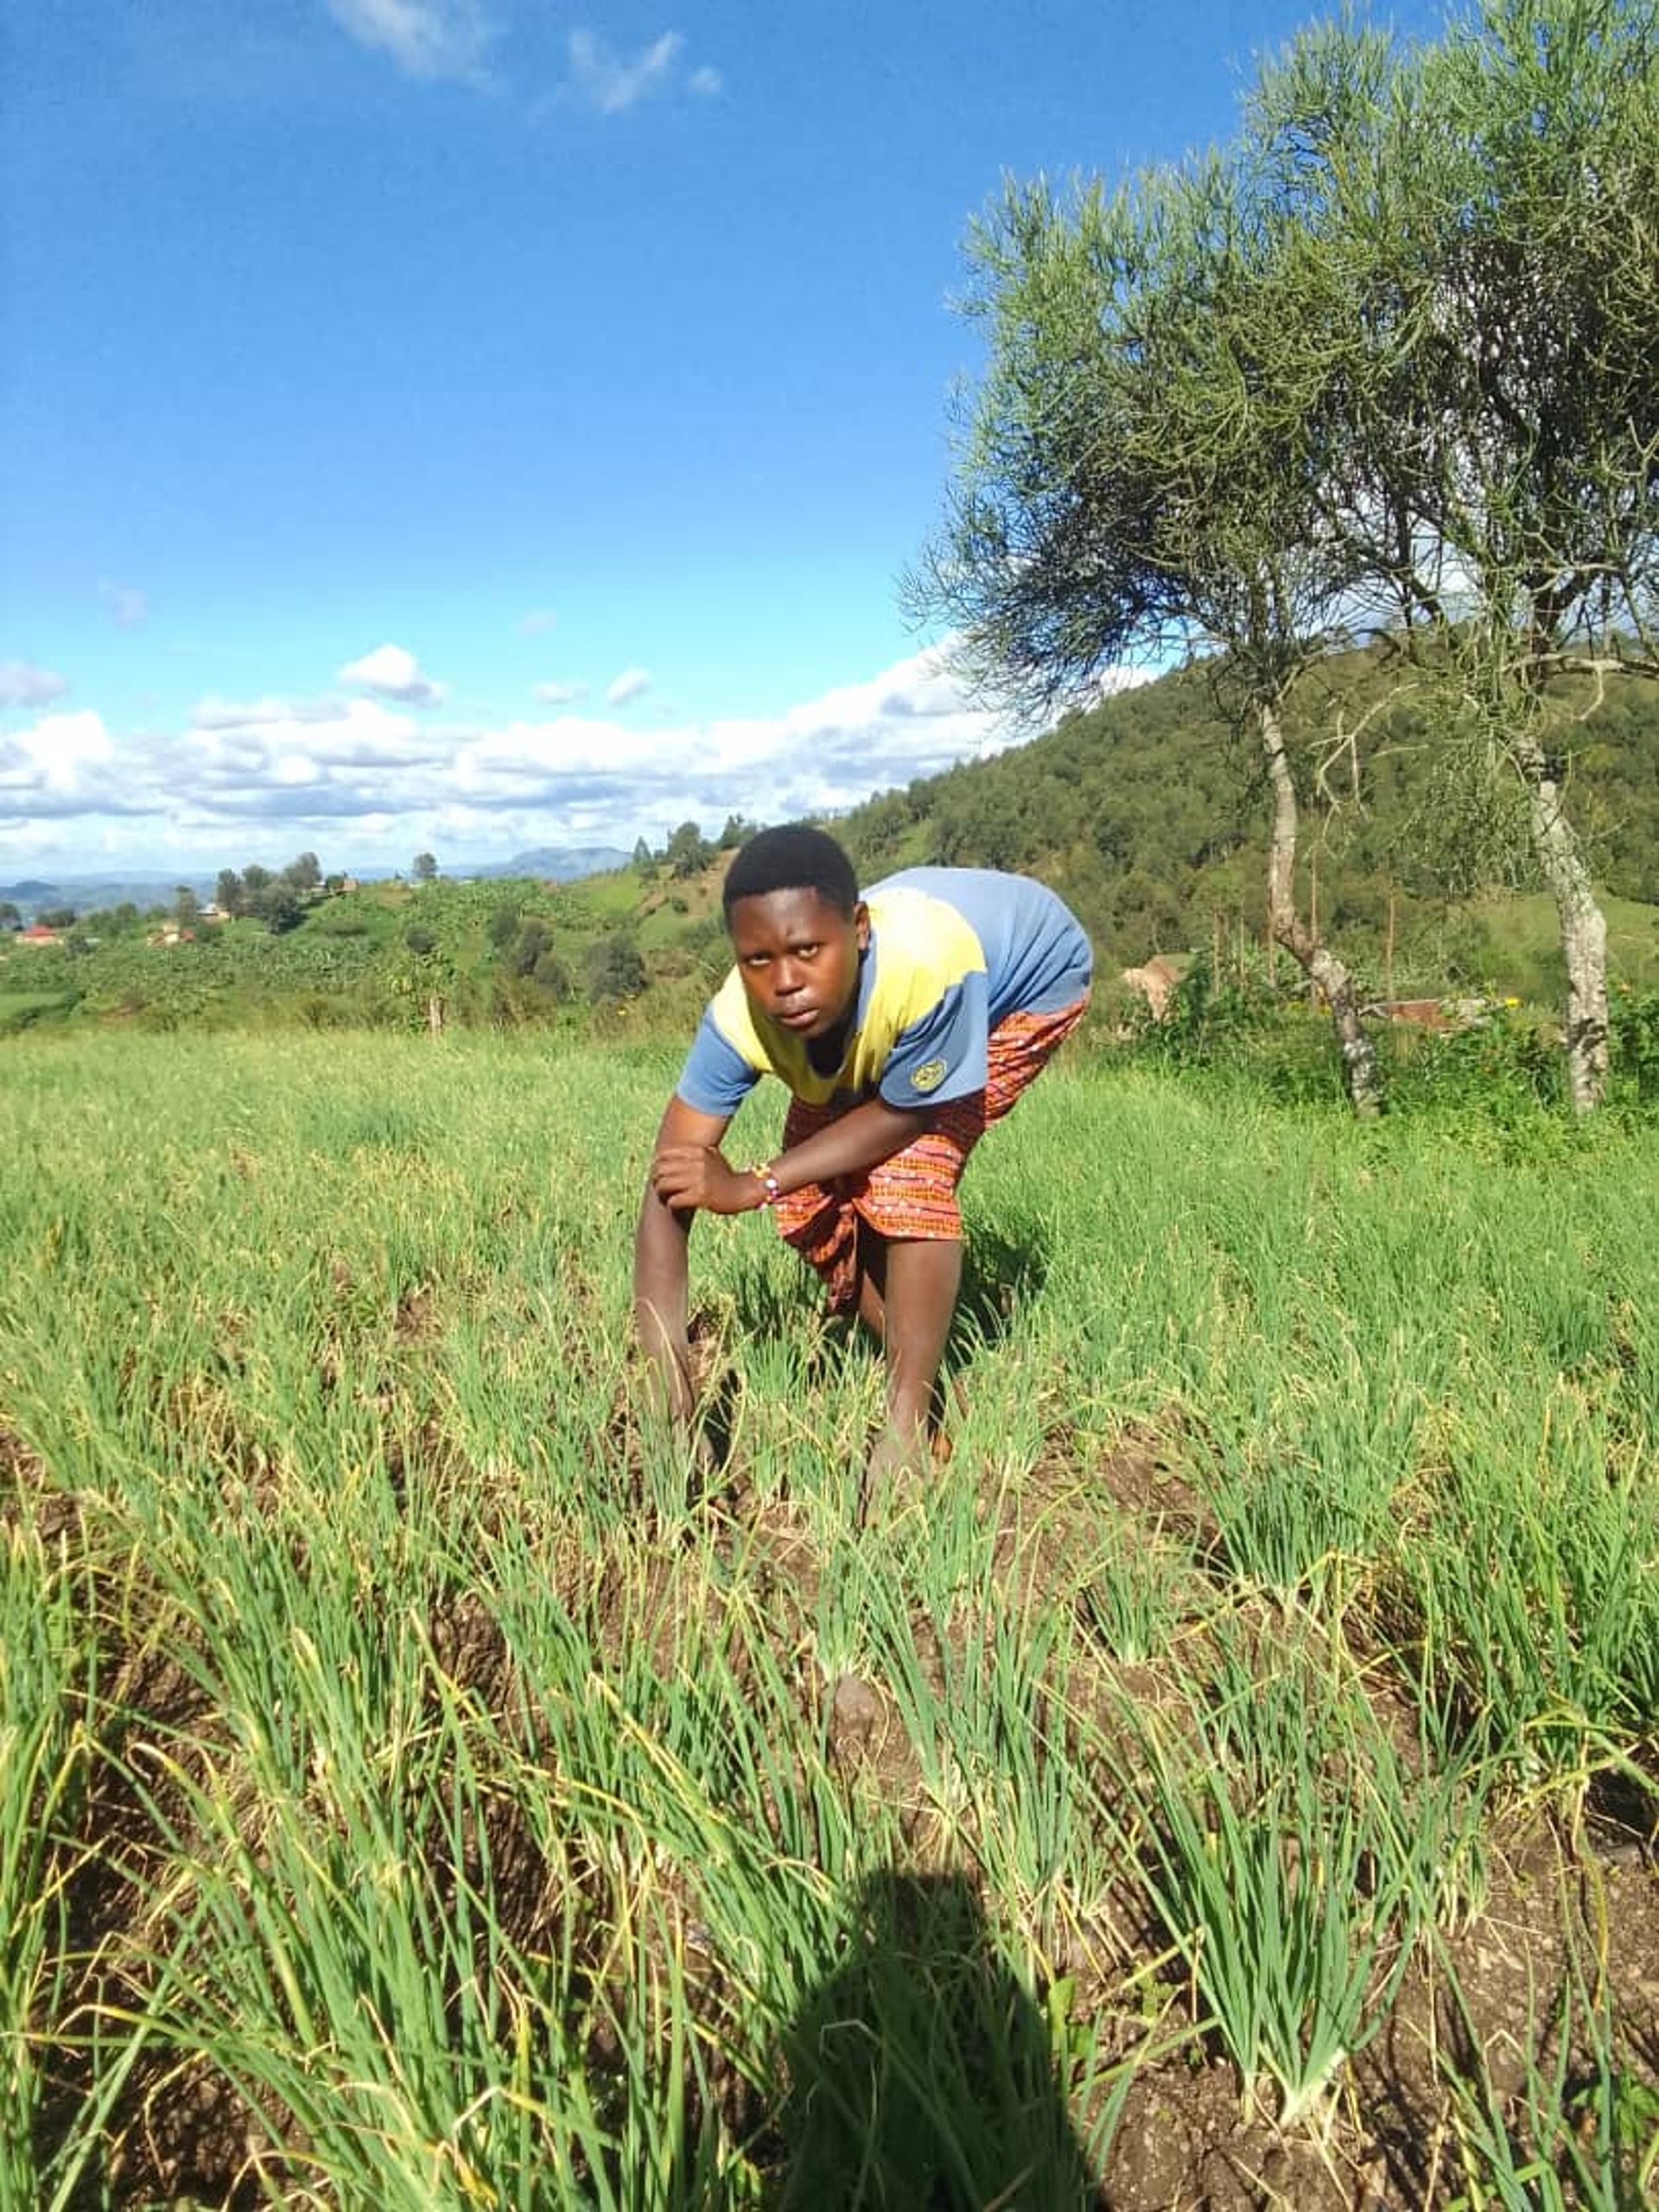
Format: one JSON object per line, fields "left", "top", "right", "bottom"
{"left": 633, "top": 825, "right": 1092, "bottom": 1510}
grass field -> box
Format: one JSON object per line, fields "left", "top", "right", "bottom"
{"left": 1, "top": 1030, "right": 1656, "bottom": 2207}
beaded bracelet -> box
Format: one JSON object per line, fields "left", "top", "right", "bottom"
{"left": 752, "top": 1162, "right": 782, "bottom": 1208}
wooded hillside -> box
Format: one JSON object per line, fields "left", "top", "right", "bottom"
{"left": 838, "top": 644, "right": 1659, "bottom": 1000}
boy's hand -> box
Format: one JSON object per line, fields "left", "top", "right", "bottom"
{"left": 649, "top": 1143, "right": 763, "bottom": 1216}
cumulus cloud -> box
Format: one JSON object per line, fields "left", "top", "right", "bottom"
{"left": 566, "top": 29, "right": 715, "bottom": 113}
{"left": 0, "top": 660, "right": 69, "bottom": 711}
{"left": 324, "top": 0, "right": 497, "bottom": 81}
{"left": 0, "top": 710, "right": 123, "bottom": 817}
{"left": 6, "top": 642, "right": 1149, "bottom": 872}
{"left": 605, "top": 666, "right": 652, "bottom": 707}
{"left": 337, "top": 643, "right": 446, "bottom": 705}
{"left": 533, "top": 679, "right": 588, "bottom": 705}
{"left": 187, "top": 696, "right": 452, "bottom": 779}
{"left": 101, "top": 582, "right": 148, "bottom": 630}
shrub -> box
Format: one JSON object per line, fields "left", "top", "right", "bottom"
{"left": 582, "top": 932, "right": 646, "bottom": 1007}
{"left": 1610, "top": 983, "right": 1659, "bottom": 1104}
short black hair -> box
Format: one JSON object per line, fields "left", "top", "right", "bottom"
{"left": 721, "top": 824, "right": 860, "bottom": 922}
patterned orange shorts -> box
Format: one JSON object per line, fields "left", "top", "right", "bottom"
{"left": 771, "top": 992, "right": 1090, "bottom": 1313}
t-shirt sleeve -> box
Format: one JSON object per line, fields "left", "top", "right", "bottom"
{"left": 676, "top": 1006, "right": 762, "bottom": 1116}
{"left": 877, "top": 971, "right": 988, "bottom": 1108}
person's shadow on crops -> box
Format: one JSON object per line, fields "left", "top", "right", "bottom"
{"left": 767, "top": 1869, "right": 1101, "bottom": 2210}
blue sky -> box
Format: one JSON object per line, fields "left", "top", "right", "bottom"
{"left": 2, "top": 0, "right": 1440, "bottom": 880}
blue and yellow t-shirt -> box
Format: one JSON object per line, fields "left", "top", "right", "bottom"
{"left": 675, "top": 867, "right": 1092, "bottom": 1117}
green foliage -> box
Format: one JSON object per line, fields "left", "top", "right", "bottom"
{"left": 530, "top": 950, "right": 571, "bottom": 1000}
{"left": 664, "top": 821, "right": 715, "bottom": 878}
{"left": 583, "top": 931, "right": 646, "bottom": 1006}
{"left": 256, "top": 882, "right": 303, "bottom": 934}
{"left": 0, "top": 991, "right": 79, "bottom": 1036}
{"left": 1385, "top": 1008, "right": 1567, "bottom": 1122}
{"left": 1610, "top": 984, "right": 1659, "bottom": 1103}
{"left": 1133, "top": 957, "right": 1283, "bottom": 1066}
{"left": 506, "top": 918, "right": 550, "bottom": 976}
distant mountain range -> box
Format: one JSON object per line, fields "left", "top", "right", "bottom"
{"left": 467, "top": 846, "right": 633, "bottom": 880}
{"left": 0, "top": 874, "right": 218, "bottom": 917}
{"left": 0, "top": 846, "right": 635, "bottom": 918}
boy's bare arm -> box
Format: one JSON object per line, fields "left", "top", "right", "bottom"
{"left": 633, "top": 1096, "right": 731, "bottom": 1422}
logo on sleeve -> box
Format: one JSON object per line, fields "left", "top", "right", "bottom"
{"left": 909, "top": 1058, "right": 948, "bottom": 1093}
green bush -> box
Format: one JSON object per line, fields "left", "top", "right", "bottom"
{"left": 1611, "top": 983, "right": 1659, "bottom": 1103}
{"left": 1384, "top": 1007, "right": 1566, "bottom": 1122}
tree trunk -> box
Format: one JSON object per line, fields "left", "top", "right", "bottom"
{"left": 1258, "top": 697, "right": 1385, "bottom": 1119}
{"left": 1512, "top": 730, "right": 1607, "bottom": 1114}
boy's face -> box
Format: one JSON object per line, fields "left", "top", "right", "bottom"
{"left": 728, "top": 887, "right": 869, "bottom": 1040}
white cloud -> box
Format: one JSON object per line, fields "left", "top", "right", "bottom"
{"left": 338, "top": 643, "right": 446, "bottom": 705}
{"left": 101, "top": 582, "right": 148, "bottom": 630}
{"left": 3, "top": 642, "right": 1149, "bottom": 873}
{"left": 567, "top": 29, "right": 712, "bottom": 113}
{"left": 193, "top": 693, "right": 340, "bottom": 730}
{"left": 519, "top": 608, "right": 558, "bottom": 635}
{"left": 533, "top": 679, "right": 588, "bottom": 705}
{"left": 0, "top": 660, "right": 69, "bottom": 711}
{"left": 187, "top": 695, "right": 452, "bottom": 780}
{"left": 606, "top": 666, "right": 652, "bottom": 707}
{"left": 0, "top": 710, "right": 120, "bottom": 816}
{"left": 324, "top": 0, "right": 497, "bottom": 81}
{"left": 688, "top": 65, "right": 721, "bottom": 97}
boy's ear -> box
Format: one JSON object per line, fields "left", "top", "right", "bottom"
{"left": 854, "top": 899, "right": 871, "bottom": 950}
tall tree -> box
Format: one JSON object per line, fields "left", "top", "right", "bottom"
{"left": 912, "top": 153, "right": 1387, "bottom": 1111}
{"left": 1251, "top": 0, "right": 1659, "bottom": 1109}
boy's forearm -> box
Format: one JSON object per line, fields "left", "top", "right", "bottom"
{"left": 768, "top": 1096, "right": 933, "bottom": 1196}
{"left": 632, "top": 1189, "right": 695, "bottom": 1421}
